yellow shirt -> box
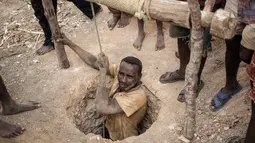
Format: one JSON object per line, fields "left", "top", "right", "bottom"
{"left": 105, "top": 64, "right": 147, "bottom": 141}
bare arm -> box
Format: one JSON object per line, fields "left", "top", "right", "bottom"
{"left": 58, "top": 34, "right": 111, "bottom": 74}
{"left": 95, "top": 68, "right": 123, "bottom": 115}
{"left": 58, "top": 34, "right": 99, "bottom": 69}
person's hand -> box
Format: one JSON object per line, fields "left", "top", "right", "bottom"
{"left": 97, "top": 52, "right": 109, "bottom": 69}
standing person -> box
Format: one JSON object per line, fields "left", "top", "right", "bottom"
{"left": 159, "top": 0, "right": 225, "bottom": 102}
{"left": 209, "top": 0, "right": 255, "bottom": 112}
{"left": 0, "top": 76, "right": 40, "bottom": 138}
{"left": 31, "top": 0, "right": 102, "bottom": 55}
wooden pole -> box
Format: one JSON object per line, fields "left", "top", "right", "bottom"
{"left": 182, "top": 0, "right": 204, "bottom": 141}
{"left": 41, "top": 0, "right": 70, "bottom": 69}
{"left": 90, "top": 0, "right": 237, "bottom": 39}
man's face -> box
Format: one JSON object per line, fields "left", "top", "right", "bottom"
{"left": 118, "top": 61, "right": 141, "bottom": 91}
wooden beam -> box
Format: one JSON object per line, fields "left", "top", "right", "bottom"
{"left": 41, "top": 0, "right": 70, "bottom": 69}
{"left": 91, "top": 0, "right": 237, "bottom": 39}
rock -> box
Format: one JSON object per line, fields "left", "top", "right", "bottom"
{"left": 224, "top": 126, "right": 229, "bottom": 130}
{"left": 176, "top": 126, "right": 183, "bottom": 135}
{"left": 25, "top": 41, "right": 33, "bottom": 49}
{"left": 33, "top": 59, "right": 39, "bottom": 63}
{"left": 8, "top": 49, "right": 14, "bottom": 52}
{"left": 17, "top": 54, "right": 22, "bottom": 58}
{"left": 209, "top": 134, "right": 216, "bottom": 139}
{"left": 178, "top": 135, "right": 191, "bottom": 143}
{"left": 198, "top": 110, "right": 203, "bottom": 114}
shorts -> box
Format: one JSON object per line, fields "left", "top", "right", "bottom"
{"left": 169, "top": 25, "right": 212, "bottom": 51}
{"left": 224, "top": 0, "right": 245, "bottom": 34}
{"left": 241, "top": 24, "right": 255, "bottom": 51}
{"left": 168, "top": 4, "right": 222, "bottom": 50}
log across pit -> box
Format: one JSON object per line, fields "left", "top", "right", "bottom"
{"left": 66, "top": 76, "right": 161, "bottom": 140}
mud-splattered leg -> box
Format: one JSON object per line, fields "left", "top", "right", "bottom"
{"left": 155, "top": 20, "right": 165, "bottom": 51}
{"left": 133, "top": 19, "right": 145, "bottom": 51}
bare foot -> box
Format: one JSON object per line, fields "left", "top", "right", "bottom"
{"left": 133, "top": 32, "right": 145, "bottom": 51}
{"left": 117, "top": 12, "right": 132, "bottom": 28}
{"left": 2, "top": 100, "right": 40, "bottom": 115}
{"left": 36, "top": 44, "right": 54, "bottom": 55}
{"left": 0, "top": 120, "right": 25, "bottom": 138}
{"left": 107, "top": 16, "right": 120, "bottom": 30}
{"left": 155, "top": 33, "right": 165, "bottom": 51}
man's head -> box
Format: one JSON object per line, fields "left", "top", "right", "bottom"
{"left": 118, "top": 56, "right": 142, "bottom": 91}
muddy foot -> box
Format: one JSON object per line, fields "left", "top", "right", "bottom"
{"left": 155, "top": 33, "right": 165, "bottom": 51}
{"left": 2, "top": 100, "right": 41, "bottom": 115}
{"left": 133, "top": 32, "right": 146, "bottom": 51}
{"left": 0, "top": 120, "right": 25, "bottom": 138}
{"left": 107, "top": 16, "right": 120, "bottom": 30}
{"left": 117, "top": 12, "right": 132, "bottom": 28}
{"left": 36, "top": 44, "right": 54, "bottom": 55}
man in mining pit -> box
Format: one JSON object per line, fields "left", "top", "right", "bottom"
{"left": 58, "top": 34, "right": 147, "bottom": 141}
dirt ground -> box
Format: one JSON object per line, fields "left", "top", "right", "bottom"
{"left": 0, "top": 0, "right": 252, "bottom": 143}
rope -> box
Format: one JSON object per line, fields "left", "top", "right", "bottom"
{"left": 90, "top": 2, "right": 103, "bottom": 53}
{"left": 134, "top": 0, "right": 152, "bottom": 21}
{"left": 89, "top": 2, "right": 106, "bottom": 138}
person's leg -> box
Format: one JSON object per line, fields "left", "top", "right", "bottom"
{"left": 0, "top": 75, "right": 40, "bottom": 138}
{"left": 155, "top": 20, "right": 165, "bottom": 51}
{"left": 245, "top": 99, "right": 255, "bottom": 143}
{"left": 223, "top": 35, "right": 242, "bottom": 94}
{"left": 117, "top": 12, "right": 132, "bottom": 28}
{"left": 107, "top": 7, "right": 121, "bottom": 30}
{"left": 177, "top": 27, "right": 211, "bottom": 102}
{"left": 71, "top": 0, "right": 102, "bottom": 19}
{"left": 133, "top": 19, "right": 145, "bottom": 51}
{"left": 159, "top": 25, "right": 190, "bottom": 83}
{"left": 31, "top": 0, "right": 56, "bottom": 55}
{"left": 209, "top": 35, "right": 242, "bottom": 111}
{"left": 0, "top": 120, "right": 25, "bottom": 138}
{"left": 0, "top": 75, "right": 40, "bottom": 115}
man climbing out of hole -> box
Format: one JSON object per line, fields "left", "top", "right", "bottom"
{"left": 58, "top": 34, "right": 147, "bottom": 141}
{"left": 159, "top": 0, "right": 225, "bottom": 102}
{"left": 0, "top": 75, "right": 40, "bottom": 138}
{"left": 30, "top": 0, "right": 102, "bottom": 55}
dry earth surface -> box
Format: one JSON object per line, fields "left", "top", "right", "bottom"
{"left": 0, "top": 0, "right": 251, "bottom": 143}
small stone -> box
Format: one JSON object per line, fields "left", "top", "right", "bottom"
{"left": 8, "top": 49, "right": 14, "bottom": 52}
{"left": 209, "top": 134, "right": 216, "bottom": 139}
{"left": 224, "top": 126, "right": 229, "bottom": 130}
{"left": 33, "top": 59, "right": 39, "bottom": 63}
{"left": 198, "top": 110, "right": 203, "bottom": 114}
{"left": 17, "top": 54, "right": 22, "bottom": 58}
{"left": 15, "top": 61, "right": 20, "bottom": 64}
{"left": 217, "top": 136, "right": 222, "bottom": 141}
{"left": 176, "top": 126, "right": 183, "bottom": 135}
{"left": 215, "top": 123, "right": 220, "bottom": 127}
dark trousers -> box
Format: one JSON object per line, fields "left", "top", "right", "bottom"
{"left": 245, "top": 88, "right": 255, "bottom": 143}
{"left": 31, "top": 0, "right": 101, "bottom": 46}
{"left": 0, "top": 75, "right": 11, "bottom": 102}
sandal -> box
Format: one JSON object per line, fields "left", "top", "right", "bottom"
{"left": 177, "top": 80, "right": 205, "bottom": 102}
{"left": 159, "top": 70, "right": 185, "bottom": 84}
{"left": 210, "top": 84, "right": 243, "bottom": 112}
{"left": 224, "top": 136, "right": 245, "bottom": 143}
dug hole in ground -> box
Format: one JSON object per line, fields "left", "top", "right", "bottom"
{"left": 0, "top": 0, "right": 251, "bottom": 143}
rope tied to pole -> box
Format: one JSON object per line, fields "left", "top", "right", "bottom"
{"left": 134, "top": 0, "right": 152, "bottom": 21}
